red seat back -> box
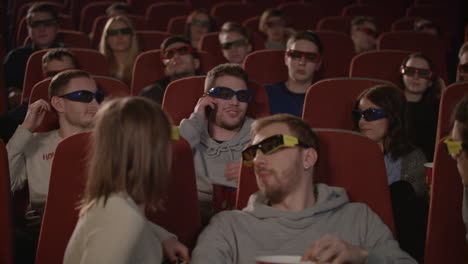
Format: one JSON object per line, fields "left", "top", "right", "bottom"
{"left": 278, "top": 2, "right": 341, "bottom": 30}
{"left": 167, "top": 15, "right": 187, "bottom": 35}
{"left": 236, "top": 129, "right": 396, "bottom": 236}
{"left": 316, "top": 16, "right": 352, "bottom": 34}
{"left": 315, "top": 30, "right": 355, "bottom": 78}
{"left": 210, "top": 2, "right": 258, "bottom": 26}
{"left": 243, "top": 49, "right": 288, "bottom": 86}
{"left": 79, "top": 1, "right": 118, "bottom": 33}
{"left": 136, "top": 30, "right": 170, "bottom": 51}
{"left": 145, "top": 2, "right": 190, "bottom": 31}
{"left": 436, "top": 82, "right": 468, "bottom": 142}
{"left": 0, "top": 139, "right": 13, "bottom": 264}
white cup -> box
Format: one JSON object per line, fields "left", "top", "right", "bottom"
{"left": 255, "top": 255, "right": 314, "bottom": 264}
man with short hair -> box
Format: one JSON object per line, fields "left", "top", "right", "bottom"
{"left": 191, "top": 114, "right": 416, "bottom": 264}
{"left": 42, "top": 48, "right": 79, "bottom": 78}
{"left": 139, "top": 36, "right": 200, "bottom": 104}
{"left": 457, "top": 42, "right": 468, "bottom": 82}
{"left": 179, "top": 63, "right": 254, "bottom": 223}
{"left": 3, "top": 3, "right": 65, "bottom": 107}
{"left": 350, "top": 16, "right": 379, "bottom": 54}
{"left": 264, "top": 31, "right": 322, "bottom": 117}
{"left": 218, "top": 22, "right": 252, "bottom": 64}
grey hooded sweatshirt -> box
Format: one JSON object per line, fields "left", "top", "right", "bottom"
{"left": 192, "top": 184, "right": 416, "bottom": 264}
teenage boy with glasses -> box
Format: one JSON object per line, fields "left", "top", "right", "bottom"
{"left": 218, "top": 22, "right": 252, "bottom": 65}
{"left": 264, "top": 31, "right": 323, "bottom": 117}
{"left": 139, "top": 36, "right": 201, "bottom": 104}
{"left": 179, "top": 63, "right": 254, "bottom": 224}
{"left": 191, "top": 113, "right": 416, "bottom": 264}
{"left": 3, "top": 3, "right": 66, "bottom": 108}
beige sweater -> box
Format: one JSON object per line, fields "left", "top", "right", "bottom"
{"left": 64, "top": 193, "right": 173, "bottom": 264}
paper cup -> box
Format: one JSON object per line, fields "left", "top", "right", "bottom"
{"left": 255, "top": 255, "right": 314, "bottom": 264}
{"left": 424, "top": 162, "right": 434, "bottom": 186}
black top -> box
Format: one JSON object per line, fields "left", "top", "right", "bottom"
{"left": 407, "top": 101, "right": 439, "bottom": 161}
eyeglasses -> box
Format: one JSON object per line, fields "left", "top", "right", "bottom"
{"left": 189, "top": 20, "right": 211, "bottom": 28}
{"left": 444, "top": 136, "right": 466, "bottom": 156}
{"left": 207, "top": 86, "right": 253, "bottom": 102}
{"left": 266, "top": 20, "right": 286, "bottom": 28}
{"left": 220, "top": 39, "right": 249, "bottom": 50}
{"left": 58, "top": 90, "right": 105, "bottom": 104}
{"left": 107, "top": 27, "right": 133, "bottom": 36}
{"left": 286, "top": 50, "right": 321, "bottom": 63}
{"left": 352, "top": 108, "right": 387, "bottom": 122}
{"left": 242, "top": 134, "right": 311, "bottom": 166}
{"left": 29, "top": 19, "right": 57, "bottom": 28}
{"left": 358, "top": 27, "right": 378, "bottom": 38}
{"left": 400, "top": 66, "right": 434, "bottom": 80}
{"left": 458, "top": 63, "right": 468, "bottom": 74}
{"left": 160, "top": 44, "right": 194, "bottom": 61}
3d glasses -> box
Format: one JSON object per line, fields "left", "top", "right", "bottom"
{"left": 242, "top": 134, "right": 311, "bottom": 166}
{"left": 189, "top": 20, "right": 211, "bottom": 28}
{"left": 58, "top": 90, "right": 105, "bottom": 104}
{"left": 286, "top": 50, "right": 321, "bottom": 63}
{"left": 359, "top": 27, "right": 378, "bottom": 38}
{"left": 207, "top": 86, "right": 253, "bottom": 102}
{"left": 107, "top": 27, "right": 133, "bottom": 36}
{"left": 400, "top": 66, "right": 434, "bottom": 80}
{"left": 266, "top": 20, "right": 286, "bottom": 28}
{"left": 352, "top": 108, "right": 387, "bottom": 122}
{"left": 160, "top": 44, "right": 193, "bottom": 61}
{"left": 444, "top": 136, "right": 466, "bottom": 156}
{"left": 29, "top": 19, "right": 57, "bottom": 28}
{"left": 458, "top": 63, "right": 468, "bottom": 74}
{"left": 220, "top": 39, "right": 249, "bottom": 50}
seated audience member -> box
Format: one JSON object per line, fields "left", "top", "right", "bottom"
{"left": 353, "top": 85, "right": 427, "bottom": 262}
{"left": 42, "top": 48, "right": 79, "bottom": 78}
{"left": 3, "top": 3, "right": 65, "bottom": 108}
{"left": 106, "top": 2, "right": 132, "bottom": 17}
{"left": 414, "top": 17, "right": 440, "bottom": 36}
{"left": 264, "top": 31, "right": 322, "bottom": 117}
{"left": 350, "top": 16, "right": 379, "bottom": 54}
{"left": 457, "top": 42, "right": 468, "bottom": 82}
{"left": 179, "top": 63, "right": 254, "bottom": 224}
{"left": 64, "top": 97, "right": 189, "bottom": 264}
{"left": 99, "top": 16, "right": 139, "bottom": 86}
{"left": 447, "top": 95, "right": 468, "bottom": 242}
{"left": 259, "top": 8, "right": 294, "bottom": 50}
{"left": 139, "top": 36, "right": 201, "bottom": 104}
{"left": 7, "top": 70, "right": 102, "bottom": 263}
{"left": 218, "top": 22, "right": 252, "bottom": 64}
{"left": 185, "top": 8, "right": 216, "bottom": 49}
{"left": 400, "top": 53, "right": 442, "bottom": 161}
{"left": 191, "top": 114, "right": 416, "bottom": 263}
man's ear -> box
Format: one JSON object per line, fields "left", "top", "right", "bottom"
{"left": 303, "top": 147, "right": 318, "bottom": 170}
{"left": 50, "top": 96, "right": 64, "bottom": 113}
{"left": 194, "top": 58, "right": 200, "bottom": 71}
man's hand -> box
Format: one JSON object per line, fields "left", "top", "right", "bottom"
{"left": 162, "top": 238, "right": 190, "bottom": 263}
{"left": 224, "top": 161, "right": 241, "bottom": 182}
{"left": 194, "top": 95, "right": 217, "bottom": 120}
{"left": 302, "top": 234, "right": 368, "bottom": 264}
{"left": 21, "top": 99, "right": 51, "bottom": 132}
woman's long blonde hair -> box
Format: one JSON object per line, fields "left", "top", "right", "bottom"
{"left": 99, "top": 16, "right": 139, "bottom": 85}
{"left": 80, "top": 97, "right": 172, "bottom": 215}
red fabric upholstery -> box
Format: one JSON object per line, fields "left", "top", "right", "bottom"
{"left": 302, "top": 77, "right": 399, "bottom": 130}
{"left": 146, "top": 137, "right": 202, "bottom": 250}
{"left": 349, "top": 49, "right": 411, "bottom": 87}
{"left": 22, "top": 48, "right": 109, "bottom": 102}
{"left": 0, "top": 139, "right": 14, "bottom": 264}
{"left": 210, "top": 2, "right": 258, "bottom": 26}
{"left": 243, "top": 49, "right": 287, "bottom": 86}
{"left": 436, "top": 81, "right": 468, "bottom": 142}
{"left": 424, "top": 137, "right": 466, "bottom": 263}
{"left": 136, "top": 30, "right": 170, "bottom": 51}
{"left": 79, "top": 1, "right": 118, "bottom": 33}
{"left": 316, "top": 16, "right": 352, "bottom": 34}
{"left": 315, "top": 30, "right": 355, "bottom": 78}
{"left": 278, "top": 2, "right": 341, "bottom": 30}
{"left": 29, "top": 76, "right": 130, "bottom": 133}
{"left": 391, "top": 17, "right": 417, "bottom": 31}
{"left": 145, "top": 2, "right": 190, "bottom": 31}
{"left": 167, "top": 15, "right": 187, "bottom": 35}
{"left": 235, "top": 129, "right": 396, "bottom": 236}
{"left": 242, "top": 16, "right": 261, "bottom": 35}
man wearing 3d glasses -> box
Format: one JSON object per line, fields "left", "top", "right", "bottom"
{"left": 457, "top": 42, "right": 468, "bottom": 82}
{"left": 264, "top": 31, "right": 323, "bottom": 117}
{"left": 7, "top": 70, "right": 102, "bottom": 261}
{"left": 191, "top": 114, "right": 416, "bottom": 264}
{"left": 3, "top": 3, "right": 66, "bottom": 108}
{"left": 179, "top": 63, "right": 254, "bottom": 224}
{"left": 218, "top": 22, "right": 252, "bottom": 65}
{"left": 350, "top": 16, "right": 379, "bottom": 54}
{"left": 139, "top": 36, "right": 201, "bottom": 104}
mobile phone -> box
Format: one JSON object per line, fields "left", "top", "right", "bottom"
{"left": 205, "top": 103, "right": 217, "bottom": 120}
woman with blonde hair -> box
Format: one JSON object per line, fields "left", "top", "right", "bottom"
{"left": 99, "top": 16, "right": 139, "bottom": 85}
{"left": 64, "top": 97, "right": 189, "bottom": 263}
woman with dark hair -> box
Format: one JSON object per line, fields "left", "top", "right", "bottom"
{"left": 353, "top": 85, "right": 428, "bottom": 262}
{"left": 64, "top": 97, "right": 189, "bottom": 263}
{"left": 448, "top": 94, "right": 468, "bottom": 241}
{"left": 400, "top": 52, "right": 442, "bottom": 161}
{"left": 259, "top": 8, "right": 295, "bottom": 50}
{"left": 184, "top": 8, "right": 216, "bottom": 49}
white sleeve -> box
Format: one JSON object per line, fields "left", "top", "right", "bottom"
{"left": 6, "top": 126, "right": 32, "bottom": 192}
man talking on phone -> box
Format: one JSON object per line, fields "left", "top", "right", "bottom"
{"left": 179, "top": 63, "right": 254, "bottom": 224}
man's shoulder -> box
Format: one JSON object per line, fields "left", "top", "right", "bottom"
{"left": 4, "top": 45, "right": 34, "bottom": 62}
{"left": 264, "top": 81, "right": 286, "bottom": 90}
